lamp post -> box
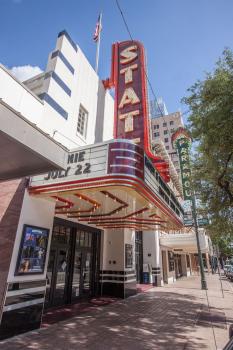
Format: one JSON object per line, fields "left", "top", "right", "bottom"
{"left": 191, "top": 193, "right": 208, "bottom": 290}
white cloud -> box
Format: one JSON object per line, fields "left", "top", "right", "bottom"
{"left": 10, "top": 65, "right": 43, "bottom": 82}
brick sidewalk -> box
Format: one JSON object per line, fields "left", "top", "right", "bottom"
{"left": 0, "top": 274, "right": 232, "bottom": 350}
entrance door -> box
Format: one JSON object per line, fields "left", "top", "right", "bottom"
{"left": 53, "top": 246, "right": 70, "bottom": 305}
{"left": 45, "top": 220, "right": 100, "bottom": 309}
{"left": 72, "top": 248, "right": 92, "bottom": 300}
{"left": 135, "top": 231, "right": 143, "bottom": 283}
{"left": 174, "top": 254, "right": 182, "bottom": 278}
{"left": 45, "top": 244, "right": 70, "bottom": 307}
{"left": 45, "top": 225, "right": 71, "bottom": 308}
{"left": 162, "top": 251, "right": 168, "bottom": 283}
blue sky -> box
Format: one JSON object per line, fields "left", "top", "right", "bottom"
{"left": 1, "top": 0, "right": 233, "bottom": 122}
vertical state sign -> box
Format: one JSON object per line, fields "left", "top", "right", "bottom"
{"left": 112, "top": 41, "right": 146, "bottom": 148}
{"left": 104, "top": 40, "right": 170, "bottom": 182}
{"left": 172, "top": 128, "right": 192, "bottom": 200}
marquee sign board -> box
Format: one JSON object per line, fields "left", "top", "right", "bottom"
{"left": 30, "top": 144, "right": 108, "bottom": 187}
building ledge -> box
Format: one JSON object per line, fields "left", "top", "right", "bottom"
{"left": 0, "top": 99, "right": 67, "bottom": 181}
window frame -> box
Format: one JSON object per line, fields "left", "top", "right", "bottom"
{"left": 77, "top": 104, "right": 88, "bottom": 138}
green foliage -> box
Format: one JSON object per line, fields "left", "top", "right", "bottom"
{"left": 211, "top": 233, "right": 233, "bottom": 258}
{"left": 182, "top": 49, "right": 233, "bottom": 240}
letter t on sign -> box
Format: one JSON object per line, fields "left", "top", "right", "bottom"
{"left": 120, "top": 64, "right": 138, "bottom": 84}
{"left": 119, "top": 110, "right": 140, "bottom": 132}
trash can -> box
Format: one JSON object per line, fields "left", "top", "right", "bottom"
{"left": 143, "top": 272, "right": 149, "bottom": 284}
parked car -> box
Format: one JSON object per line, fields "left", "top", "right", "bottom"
{"left": 223, "top": 337, "right": 233, "bottom": 350}
{"left": 227, "top": 266, "right": 233, "bottom": 281}
{"left": 224, "top": 265, "right": 232, "bottom": 275}
{"left": 223, "top": 325, "right": 233, "bottom": 350}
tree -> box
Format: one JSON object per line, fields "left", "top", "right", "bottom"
{"left": 182, "top": 49, "right": 233, "bottom": 240}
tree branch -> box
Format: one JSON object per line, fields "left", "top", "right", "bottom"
{"left": 217, "top": 151, "right": 233, "bottom": 203}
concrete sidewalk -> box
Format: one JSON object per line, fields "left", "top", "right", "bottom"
{"left": 0, "top": 274, "right": 232, "bottom": 350}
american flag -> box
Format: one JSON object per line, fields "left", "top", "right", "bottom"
{"left": 93, "top": 14, "right": 102, "bottom": 42}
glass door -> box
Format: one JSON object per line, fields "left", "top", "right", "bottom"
{"left": 45, "top": 221, "right": 100, "bottom": 309}
{"left": 71, "top": 249, "right": 92, "bottom": 300}
{"left": 45, "top": 246, "right": 70, "bottom": 307}
{"left": 53, "top": 247, "right": 69, "bottom": 305}
{"left": 135, "top": 231, "right": 143, "bottom": 283}
{"left": 45, "top": 225, "right": 71, "bottom": 308}
{"left": 45, "top": 249, "right": 56, "bottom": 307}
{"left": 81, "top": 251, "right": 92, "bottom": 296}
{"left": 71, "top": 251, "right": 82, "bottom": 298}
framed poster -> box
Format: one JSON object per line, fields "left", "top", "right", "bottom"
{"left": 125, "top": 244, "right": 133, "bottom": 268}
{"left": 15, "top": 224, "right": 49, "bottom": 275}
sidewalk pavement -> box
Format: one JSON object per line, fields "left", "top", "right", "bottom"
{"left": 0, "top": 274, "right": 233, "bottom": 350}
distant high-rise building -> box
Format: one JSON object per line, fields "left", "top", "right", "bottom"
{"left": 151, "top": 111, "right": 184, "bottom": 176}
{"left": 150, "top": 97, "right": 168, "bottom": 119}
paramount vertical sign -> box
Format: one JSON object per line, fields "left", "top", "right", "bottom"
{"left": 172, "top": 128, "right": 192, "bottom": 200}
{"left": 104, "top": 40, "right": 170, "bottom": 182}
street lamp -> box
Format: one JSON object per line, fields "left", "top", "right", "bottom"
{"left": 192, "top": 194, "right": 208, "bottom": 290}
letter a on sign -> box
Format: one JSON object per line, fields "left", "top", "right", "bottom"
{"left": 119, "top": 87, "right": 140, "bottom": 109}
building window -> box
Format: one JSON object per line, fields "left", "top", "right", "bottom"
{"left": 153, "top": 124, "right": 159, "bottom": 130}
{"left": 170, "top": 128, "right": 175, "bottom": 133}
{"left": 77, "top": 105, "right": 88, "bottom": 137}
{"left": 154, "top": 132, "right": 160, "bottom": 137}
{"left": 170, "top": 121, "right": 174, "bottom": 125}
{"left": 164, "top": 130, "right": 168, "bottom": 135}
{"left": 163, "top": 122, "right": 167, "bottom": 127}
{"left": 164, "top": 138, "right": 169, "bottom": 143}
{"left": 166, "top": 146, "right": 169, "bottom": 150}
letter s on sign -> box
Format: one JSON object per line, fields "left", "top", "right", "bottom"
{"left": 120, "top": 45, "right": 138, "bottom": 64}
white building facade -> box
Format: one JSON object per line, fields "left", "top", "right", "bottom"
{"left": 0, "top": 31, "right": 212, "bottom": 340}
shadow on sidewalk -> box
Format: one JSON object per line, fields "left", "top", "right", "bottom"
{"left": 0, "top": 290, "right": 228, "bottom": 350}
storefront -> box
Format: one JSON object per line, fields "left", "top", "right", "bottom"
{"left": 45, "top": 217, "right": 101, "bottom": 309}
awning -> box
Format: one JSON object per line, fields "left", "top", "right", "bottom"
{"left": 29, "top": 140, "right": 184, "bottom": 231}
{"left": 160, "top": 231, "right": 209, "bottom": 253}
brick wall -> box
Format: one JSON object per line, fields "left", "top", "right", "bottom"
{"left": 0, "top": 178, "right": 27, "bottom": 311}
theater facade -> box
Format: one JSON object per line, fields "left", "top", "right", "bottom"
{"left": 0, "top": 31, "right": 211, "bottom": 340}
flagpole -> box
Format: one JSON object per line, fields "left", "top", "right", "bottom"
{"left": 95, "top": 12, "right": 102, "bottom": 73}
